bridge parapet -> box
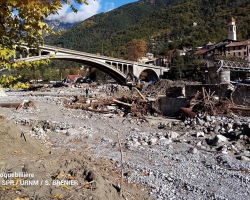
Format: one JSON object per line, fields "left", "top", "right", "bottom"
{"left": 217, "top": 60, "right": 250, "bottom": 72}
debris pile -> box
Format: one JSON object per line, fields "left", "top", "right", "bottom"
{"left": 64, "top": 88, "right": 161, "bottom": 118}
{"left": 188, "top": 88, "right": 233, "bottom": 116}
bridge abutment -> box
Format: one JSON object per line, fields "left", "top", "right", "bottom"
{"left": 219, "top": 69, "right": 231, "bottom": 84}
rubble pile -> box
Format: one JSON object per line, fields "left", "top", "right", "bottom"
{"left": 125, "top": 130, "right": 178, "bottom": 147}
{"left": 144, "top": 79, "right": 200, "bottom": 96}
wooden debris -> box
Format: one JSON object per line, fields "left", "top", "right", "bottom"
{"left": 189, "top": 88, "right": 233, "bottom": 116}
{"left": 113, "top": 99, "right": 132, "bottom": 107}
{"left": 134, "top": 88, "right": 147, "bottom": 102}
{"left": 230, "top": 106, "right": 250, "bottom": 111}
{"left": 64, "top": 91, "right": 160, "bottom": 118}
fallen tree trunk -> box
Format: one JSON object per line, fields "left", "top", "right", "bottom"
{"left": 113, "top": 99, "right": 132, "bottom": 107}
{"left": 230, "top": 106, "right": 250, "bottom": 111}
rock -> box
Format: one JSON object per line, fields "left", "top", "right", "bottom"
{"left": 205, "top": 115, "right": 212, "bottom": 122}
{"left": 226, "top": 123, "right": 233, "bottom": 130}
{"left": 213, "top": 134, "right": 227, "bottom": 145}
{"left": 124, "top": 171, "right": 132, "bottom": 178}
{"left": 107, "top": 106, "right": 117, "bottom": 111}
{"left": 197, "top": 141, "right": 202, "bottom": 146}
{"left": 159, "top": 138, "right": 172, "bottom": 146}
{"left": 149, "top": 137, "right": 158, "bottom": 145}
{"left": 196, "top": 131, "right": 205, "bottom": 137}
{"left": 196, "top": 117, "right": 204, "bottom": 125}
{"left": 240, "top": 156, "right": 250, "bottom": 161}
{"left": 166, "top": 131, "right": 179, "bottom": 139}
{"left": 243, "top": 150, "right": 250, "bottom": 155}
{"left": 221, "top": 146, "right": 228, "bottom": 154}
{"left": 214, "top": 125, "right": 221, "bottom": 134}
{"left": 188, "top": 147, "right": 198, "bottom": 154}
{"left": 158, "top": 123, "right": 166, "bottom": 129}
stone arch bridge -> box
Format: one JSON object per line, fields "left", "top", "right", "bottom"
{"left": 15, "top": 44, "right": 169, "bottom": 85}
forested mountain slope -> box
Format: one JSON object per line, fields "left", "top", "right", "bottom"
{"left": 45, "top": 0, "right": 184, "bottom": 55}
{"left": 45, "top": 0, "right": 250, "bottom": 58}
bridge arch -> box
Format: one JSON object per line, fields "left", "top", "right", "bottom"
{"left": 18, "top": 55, "right": 127, "bottom": 85}
{"left": 138, "top": 68, "right": 159, "bottom": 82}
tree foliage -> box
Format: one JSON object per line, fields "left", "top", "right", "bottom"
{"left": 170, "top": 52, "right": 185, "bottom": 80}
{"left": 0, "top": 0, "right": 89, "bottom": 87}
{"left": 125, "top": 39, "right": 147, "bottom": 61}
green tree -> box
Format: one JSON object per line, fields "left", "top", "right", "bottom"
{"left": 0, "top": 0, "right": 89, "bottom": 88}
{"left": 184, "top": 51, "right": 202, "bottom": 80}
{"left": 170, "top": 52, "right": 185, "bottom": 80}
{"left": 42, "top": 68, "right": 60, "bottom": 82}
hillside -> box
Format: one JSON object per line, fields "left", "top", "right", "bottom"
{"left": 45, "top": 0, "right": 250, "bottom": 59}
{"left": 45, "top": 0, "right": 184, "bottom": 55}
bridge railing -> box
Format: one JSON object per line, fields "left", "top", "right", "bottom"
{"left": 216, "top": 59, "right": 250, "bottom": 73}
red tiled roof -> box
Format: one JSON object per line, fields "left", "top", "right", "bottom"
{"left": 67, "top": 75, "right": 83, "bottom": 80}
{"left": 194, "top": 49, "right": 207, "bottom": 55}
{"left": 226, "top": 40, "right": 250, "bottom": 47}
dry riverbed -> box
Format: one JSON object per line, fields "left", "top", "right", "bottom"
{"left": 0, "top": 84, "right": 250, "bottom": 200}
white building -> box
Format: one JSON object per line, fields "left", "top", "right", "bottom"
{"left": 228, "top": 17, "right": 237, "bottom": 41}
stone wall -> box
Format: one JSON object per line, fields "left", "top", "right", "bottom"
{"left": 159, "top": 97, "right": 187, "bottom": 116}
{"left": 232, "top": 84, "right": 250, "bottom": 106}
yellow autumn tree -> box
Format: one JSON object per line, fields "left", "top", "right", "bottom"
{"left": 125, "top": 39, "right": 147, "bottom": 62}
{"left": 0, "top": 0, "right": 89, "bottom": 88}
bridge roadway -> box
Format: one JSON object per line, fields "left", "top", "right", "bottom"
{"left": 15, "top": 44, "right": 169, "bottom": 85}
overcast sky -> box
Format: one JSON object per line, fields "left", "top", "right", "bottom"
{"left": 48, "top": 0, "right": 138, "bottom": 23}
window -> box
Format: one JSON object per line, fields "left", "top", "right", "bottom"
{"left": 233, "top": 52, "right": 236, "bottom": 56}
{"left": 238, "top": 52, "right": 241, "bottom": 56}
{"left": 244, "top": 46, "right": 247, "bottom": 49}
{"left": 233, "top": 47, "right": 235, "bottom": 50}
{"left": 244, "top": 52, "right": 247, "bottom": 55}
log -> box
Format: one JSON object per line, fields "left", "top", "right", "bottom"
{"left": 230, "top": 106, "right": 250, "bottom": 111}
{"left": 113, "top": 99, "right": 132, "bottom": 107}
{"left": 134, "top": 88, "right": 147, "bottom": 102}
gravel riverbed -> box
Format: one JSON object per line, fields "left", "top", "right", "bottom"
{"left": 0, "top": 88, "right": 250, "bottom": 200}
